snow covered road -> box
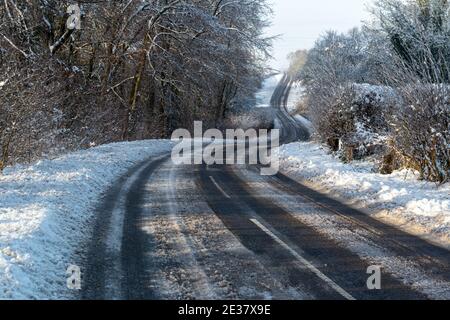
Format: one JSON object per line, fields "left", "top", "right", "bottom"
{"left": 1, "top": 76, "right": 449, "bottom": 300}
{"left": 80, "top": 143, "right": 450, "bottom": 300}
{"left": 79, "top": 77, "right": 449, "bottom": 300}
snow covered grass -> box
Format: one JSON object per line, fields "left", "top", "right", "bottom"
{"left": 280, "top": 142, "right": 450, "bottom": 247}
{"left": 0, "top": 140, "right": 173, "bottom": 299}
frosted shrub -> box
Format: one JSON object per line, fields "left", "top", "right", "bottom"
{"left": 389, "top": 85, "right": 450, "bottom": 183}
{"left": 310, "top": 83, "right": 397, "bottom": 159}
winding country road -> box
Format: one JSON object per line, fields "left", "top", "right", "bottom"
{"left": 82, "top": 75, "right": 450, "bottom": 300}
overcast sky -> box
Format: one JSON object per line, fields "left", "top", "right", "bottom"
{"left": 267, "top": 0, "right": 374, "bottom": 70}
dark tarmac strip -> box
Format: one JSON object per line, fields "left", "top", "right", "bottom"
{"left": 199, "top": 164, "right": 428, "bottom": 300}
{"left": 82, "top": 156, "right": 170, "bottom": 300}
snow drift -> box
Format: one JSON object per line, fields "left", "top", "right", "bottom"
{"left": 0, "top": 140, "right": 173, "bottom": 299}
{"left": 280, "top": 142, "right": 450, "bottom": 246}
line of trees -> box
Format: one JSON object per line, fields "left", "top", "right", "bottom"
{"left": 0, "top": 0, "right": 272, "bottom": 171}
{"left": 293, "top": 0, "right": 449, "bottom": 183}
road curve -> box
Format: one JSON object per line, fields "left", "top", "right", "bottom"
{"left": 271, "top": 74, "right": 309, "bottom": 143}
{"left": 82, "top": 75, "right": 450, "bottom": 300}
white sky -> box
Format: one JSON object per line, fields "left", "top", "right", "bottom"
{"left": 266, "top": 0, "right": 374, "bottom": 70}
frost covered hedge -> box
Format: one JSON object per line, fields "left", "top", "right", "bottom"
{"left": 310, "top": 84, "right": 398, "bottom": 159}
{"left": 297, "top": 0, "right": 450, "bottom": 183}
{"left": 306, "top": 82, "right": 449, "bottom": 183}
{"left": 390, "top": 85, "right": 450, "bottom": 183}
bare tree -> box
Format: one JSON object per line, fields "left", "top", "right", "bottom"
{"left": 0, "top": 0, "right": 272, "bottom": 169}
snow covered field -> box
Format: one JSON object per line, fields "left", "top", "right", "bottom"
{"left": 0, "top": 140, "right": 173, "bottom": 299}
{"left": 280, "top": 142, "right": 450, "bottom": 247}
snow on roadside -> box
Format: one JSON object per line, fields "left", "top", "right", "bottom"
{"left": 286, "top": 82, "right": 304, "bottom": 114}
{"left": 255, "top": 74, "right": 284, "bottom": 108}
{"left": 294, "top": 115, "right": 314, "bottom": 135}
{"left": 280, "top": 142, "right": 450, "bottom": 246}
{"left": 0, "top": 140, "right": 173, "bottom": 299}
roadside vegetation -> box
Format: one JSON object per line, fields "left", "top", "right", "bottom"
{"left": 290, "top": 0, "right": 449, "bottom": 183}
{"left": 0, "top": 0, "right": 272, "bottom": 172}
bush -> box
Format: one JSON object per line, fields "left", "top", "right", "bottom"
{"left": 388, "top": 85, "right": 450, "bottom": 183}
{"left": 310, "top": 83, "right": 398, "bottom": 159}
{"left": 296, "top": 0, "right": 450, "bottom": 183}
{"left": 293, "top": 96, "right": 309, "bottom": 117}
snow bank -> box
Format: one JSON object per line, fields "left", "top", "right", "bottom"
{"left": 280, "top": 142, "right": 450, "bottom": 246}
{"left": 255, "top": 74, "right": 284, "bottom": 108}
{"left": 286, "top": 82, "right": 304, "bottom": 114}
{"left": 0, "top": 140, "right": 173, "bottom": 299}
{"left": 294, "top": 115, "right": 314, "bottom": 135}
